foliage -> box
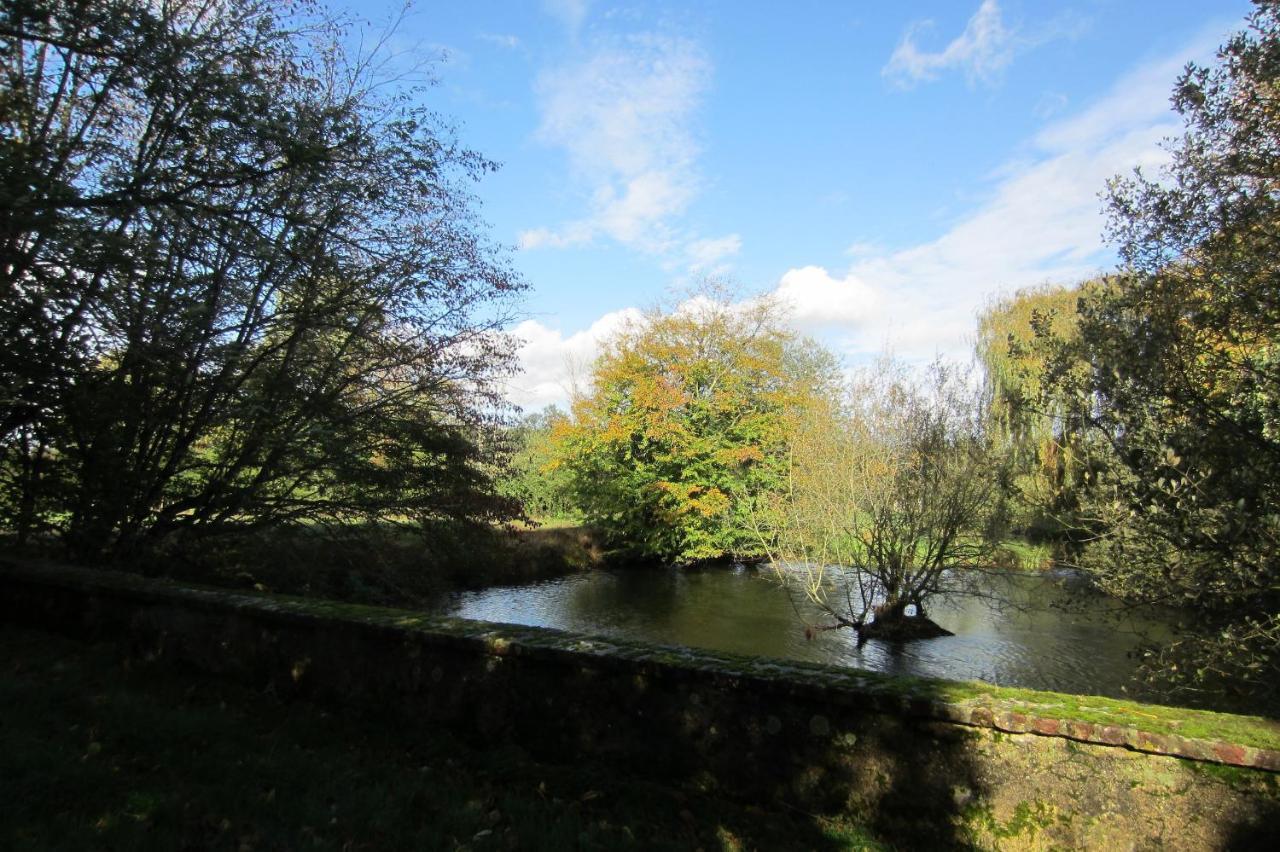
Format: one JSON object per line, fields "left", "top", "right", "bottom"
{"left": 0, "top": 0, "right": 524, "bottom": 559}
{"left": 754, "top": 360, "right": 997, "bottom": 637}
{"left": 1052, "top": 2, "right": 1280, "bottom": 699}
{"left": 976, "top": 283, "right": 1101, "bottom": 543}
{"left": 499, "top": 407, "right": 578, "bottom": 521}
{"left": 552, "top": 290, "right": 838, "bottom": 563}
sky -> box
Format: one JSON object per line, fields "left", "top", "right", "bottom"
{"left": 331, "top": 0, "right": 1252, "bottom": 410}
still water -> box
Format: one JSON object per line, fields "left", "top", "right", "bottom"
{"left": 443, "top": 564, "right": 1185, "bottom": 705}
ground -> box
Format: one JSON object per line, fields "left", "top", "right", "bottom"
{"left": 0, "top": 624, "right": 884, "bottom": 851}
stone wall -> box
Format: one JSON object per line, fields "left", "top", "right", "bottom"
{"left": 2, "top": 559, "right": 1278, "bottom": 849}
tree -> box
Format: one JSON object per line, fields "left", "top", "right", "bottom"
{"left": 1054, "top": 1, "right": 1280, "bottom": 698}
{"left": 0, "top": 0, "right": 524, "bottom": 559}
{"left": 552, "top": 290, "right": 838, "bottom": 563}
{"left": 976, "top": 282, "right": 1100, "bottom": 545}
{"left": 754, "top": 360, "right": 997, "bottom": 641}
{"left": 500, "top": 407, "right": 577, "bottom": 521}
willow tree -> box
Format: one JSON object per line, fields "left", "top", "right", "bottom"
{"left": 754, "top": 360, "right": 997, "bottom": 641}
{"left": 0, "top": 0, "right": 524, "bottom": 559}
{"left": 976, "top": 282, "right": 1099, "bottom": 542}
{"left": 552, "top": 291, "right": 839, "bottom": 563}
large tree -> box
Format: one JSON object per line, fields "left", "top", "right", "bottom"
{"left": 0, "top": 0, "right": 523, "bottom": 558}
{"left": 552, "top": 291, "right": 838, "bottom": 563}
{"left": 1059, "top": 1, "right": 1280, "bottom": 699}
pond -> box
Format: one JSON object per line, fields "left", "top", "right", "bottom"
{"left": 442, "top": 563, "right": 1211, "bottom": 707}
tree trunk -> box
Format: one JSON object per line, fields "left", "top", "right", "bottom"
{"left": 857, "top": 597, "right": 954, "bottom": 641}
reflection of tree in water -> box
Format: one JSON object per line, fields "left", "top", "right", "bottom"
{"left": 562, "top": 568, "right": 684, "bottom": 636}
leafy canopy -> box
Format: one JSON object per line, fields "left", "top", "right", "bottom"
{"left": 1042, "top": 0, "right": 1280, "bottom": 699}
{"left": 553, "top": 291, "right": 837, "bottom": 562}
{"left": 755, "top": 360, "right": 997, "bottom": 637}
{"left": 976, "top": 282, "right": 1101, "bottom": 543}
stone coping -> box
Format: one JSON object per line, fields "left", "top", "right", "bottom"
{"left": 3, "top": 558, "right": 1279, "bottom": 772}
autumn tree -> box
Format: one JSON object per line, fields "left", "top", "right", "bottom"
{"left": 0, "top": 0, "right": 523, "bottom": 559}
{"left": 754, "top": 360, "right": 997, "bottom": 641}
{"left": 552, "top": 291, "right": 838, "bottom": 563}
{"left": 976, "top": 282, "right": 1101, "bottom": 544}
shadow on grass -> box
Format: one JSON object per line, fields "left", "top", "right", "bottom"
{"left": 0, "top": 624, "right": 882, "bottom": 851}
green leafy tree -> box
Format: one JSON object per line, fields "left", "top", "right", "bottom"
{"left": 1056, "top": 2, "right": 1280, "bottom": 699}
{"left": 0, "top": 0, "right": 524, "bottom": 558}
{"left": 500, "top": 407, "right": 578, "bottom": 521}
{"left": 552, "top": 291, "right": 838, "bottom": 563}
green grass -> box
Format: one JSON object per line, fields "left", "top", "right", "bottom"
{"left": 987, "top": 538, "right": 1055, "bottom": 572}
{"left": 95, "top": 519, "right": 609, "bottom": 609}
{"left": 0, "top": 624, "right": 885, "bottom": 851}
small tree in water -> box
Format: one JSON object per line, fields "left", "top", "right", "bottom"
{"left": 753, "top": 360, "right": 997, "bottom": 642}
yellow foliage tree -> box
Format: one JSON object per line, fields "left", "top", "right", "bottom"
{"left": 552, "top": 291, "right": 838, "bottom": 562}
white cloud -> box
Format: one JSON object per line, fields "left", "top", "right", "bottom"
{"left": 1033, "top": 91, "right": 1069, "bottom": 120}
{"left": 504, "top": 308, "right": 644, "bottom": 410}
{"left": 685, "top": 234, "right": 742, "bottom": 272}
{"left": 524, "top": 34, "right": 710, "bottom": 253}
{"left": 505, "top": 39, "right": 1215, "bottom": 406}
{"left": 773, "top": 38, "right": 1216, "bottom": 364}
{"left": 543, "top": 0, "right": 591, "bottom": 35}
{"left": 1032, "top": 50, "right": 1189, "bottom": 152}
{"left": 775, "top": 266, "right": 879, "bottom": 330}
{"left": 480, "top": 33, "right": 520, "bottom": 49}
{"left": 884, "top": 0, "right": 1013, "bottom": 87}
{"left": 844, "top": 240, "right": 884, "bottom": 258}
{"left": 518, "top": 223, "right": 593, "bottom": 250}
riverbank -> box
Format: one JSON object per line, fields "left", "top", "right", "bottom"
{"left": 0, "top": 623, "right": 882, "bottom": 851}
{"left": 0, "top": 519, "right": 609, "bottom": 611}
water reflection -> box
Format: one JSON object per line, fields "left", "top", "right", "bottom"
{"left": 444, "top": 564, "right": 1183, "bottom": 705}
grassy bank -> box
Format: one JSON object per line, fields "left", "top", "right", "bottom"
{"left": 986, "top": 539, "right": 1055, "bottom": 572}
{"left": 2, "top": 519, "right": 608, "bottom": 611}
{"left": 0, "top": 624, "right": 881, "bottom": 851}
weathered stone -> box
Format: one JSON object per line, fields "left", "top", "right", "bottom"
{"left": 1214, "top": 742, "right": 1248, "bottom": 765}
{"left": 1032, "top": 716, "right": 1061, "bottom": 736}
{"left": 1098, "top": 724, "right": 1129, "bottom": 746}
{"left": 969, "top": 706, "right": 994, "bottom": 727}
{"left": 997, "top": 711, "right": 1032, "bottom": 733}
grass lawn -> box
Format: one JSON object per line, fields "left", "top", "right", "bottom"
{"left": 0, "top": 624, "right": 884, "bottom": 851}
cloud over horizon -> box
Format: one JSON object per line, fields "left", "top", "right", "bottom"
{"left": 831, "top": 45, "right": 1199, "bottom": 363}
{"left": 506, "top": 37, "right": 1214, "bottom": 410}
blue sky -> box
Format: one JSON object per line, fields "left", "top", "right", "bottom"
{"left": 333, "top": 0, "right": 1250, "bottom": 409}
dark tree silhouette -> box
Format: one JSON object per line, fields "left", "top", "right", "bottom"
{"left": 0, "top": 0, "right": 524, "bottom": 558}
